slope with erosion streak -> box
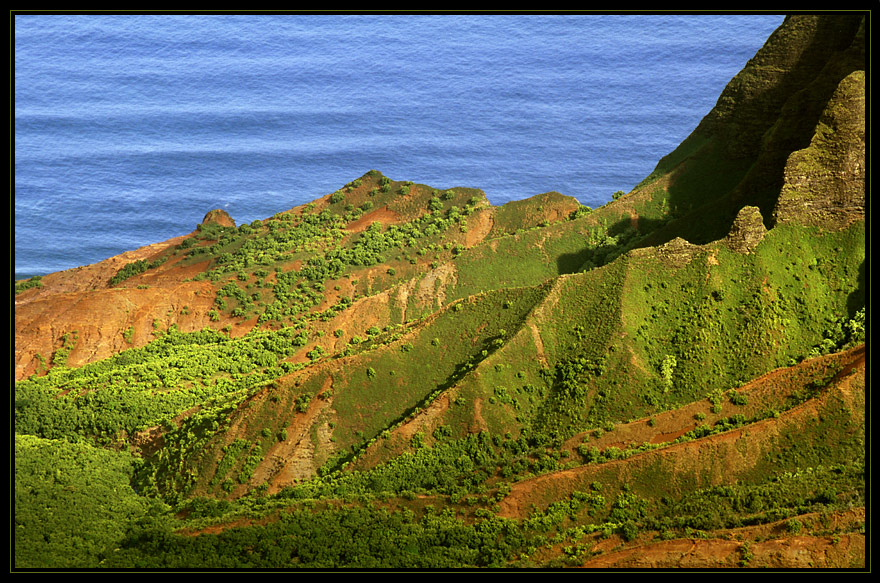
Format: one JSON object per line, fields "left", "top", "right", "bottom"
{"left": 496, "top": 345, "right": 865, "bottom": 520}
{"left": 295, "top": 189, "right": 650, "bottom": 378}
{"left": 176, "top": 356, "right": 343, "bottom": 499}
{"left": 14, "top": 174, "right": 585, "bottom": 382}
{"left": 13, "top": 184, "right": 591, "bottom": 493}
{"left": 558, "top": 344, "right": 863, "bottom": 457}
{"left": 166, "top": 345, "right": 866, "bottom": 566}
{"left": 300, "top": 281, "right": 552, "bottom": 478}
{"left": 346, "top": 277, "right": 564, "bottom": 471}
{"left": 348, "top": 201, "right": 863, "bottom": 474}
{"left": 344, "top": 253, "right": 657, "bottom": 472}
{"left": 179, "top": 280, "right": 554, "bottom": 496}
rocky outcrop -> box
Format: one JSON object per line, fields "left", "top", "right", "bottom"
{"left": 773, "top": 69, "right": 865, "bottom": 228}
{"left": 725, "top": 206, "right": 767, "bottom": 254}
{"left": 655, "top": 237, "right": 703, "bottom": 268}
{"left": 201, "top": 208, "right": 236, "bottom": 228}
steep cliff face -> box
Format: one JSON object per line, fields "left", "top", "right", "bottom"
{"left": 625, "top": 14, "right": 864, "bottom": 246}
{"left": 773, "top": 69, "right": 865, "bottom": 228}
{"left": 696, "top": 15, "right": 863, "bottom": 159}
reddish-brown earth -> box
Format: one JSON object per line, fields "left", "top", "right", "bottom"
{"left": 344, "top": 205, "right": 401, "bottom": 233}
{"left": 574, "top": 513, "right": 864, "bottom": 569}
{"left": 13, "top": 233, "right": 236, "bottom": 380}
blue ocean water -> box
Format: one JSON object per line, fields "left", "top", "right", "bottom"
{"left": 14, "top": 13, "right": 785, "bottom": 279}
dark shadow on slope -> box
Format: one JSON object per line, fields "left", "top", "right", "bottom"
{"left": 556, "top": 215, "right": 670, "bottom": 275}
{"left": 555, "top": 247, "right": 595, "bottom": 276}
{"left": 634, "top": 15, "right": 864, "bottom": 250}
{"left": 846, "top": 259, "right": 866, "bottom": 318}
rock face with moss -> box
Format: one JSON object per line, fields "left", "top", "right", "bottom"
{"left": 623, "top": 14, "right": 864, "bottom": 248}
{"left": 652, "top": 236, "right": 703, "bottom": 267}
{"left": 725, "top": 206, "right": 767, "bottom": 254}
{"left": 774, "top": 69, "right": 865, "bottom": 228}
{"left": 696, "top": 15, "right": 863, "bottom": 160}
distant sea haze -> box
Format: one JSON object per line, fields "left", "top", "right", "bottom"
{"left": 14, "top": 13, "right": 785, "bottom": 279}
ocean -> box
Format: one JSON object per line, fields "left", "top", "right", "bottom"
{"left": 13, "top": 13, "right": 786, "bottom": 279}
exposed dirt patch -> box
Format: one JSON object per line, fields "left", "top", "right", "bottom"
{"left": 465, "top": 207, "right": 496, "bottom": 248}
{"left": 15, "top": 233, "right": 191, "bottom": 302}
{"left": 526, "top": 322, "right": 549, "bottom": 368}
{"left": 572, "top": 507, "right": 865, "bottom": 568}
{"left": 564, "top": 345, "right": 864, "bottom": 456}
{"left": 14, "top": 277, "right": 220, "bottom": 380}
{"left": 11, "top": 229, "right": 265, "bottom": 380}
{"left": 400, "top": 394, "right": 447, "bottom": 439}
{"left": 259, "top": 383, "right": 336, "bottom": 495}
{"left": 416, "top": 262, "right": 457, "bottom": 309}
{"left": 471, "top": 397, "right": 488, "bottom": 434}
{"left": 344, "top": 205, "right": 401, "bottom": 233}
{"left": 178, "top": 512, "right": 281, "bottom": 537}
{"left": 319, "top": 287, "right": 396, "bottom": 343}
{"left": 129, "top": 425, "right": 166, "bottom": 458}
{"left": 387, "top": 262, "right": 458, "bottom": 323}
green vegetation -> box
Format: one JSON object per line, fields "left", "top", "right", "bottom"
{"left": 15, "top": 275, "right": 43, "bottom": 294}
{"left": 15, "top": 325, "right": 307, "bottom": 445}
{"left": 15, "top": 199, "right": 864, "bottom": 568}
{"left": 103, "top": 503, "right": 532, "bottom": 568}
{"left": 110, "top": 257, "right": 167, "bottom": 286}
{"left": 14, "top": 183, "right": 865, "bottom": 568}
{"left": 14, "top": 434, "right": 153, "bottom": 568}
{"left": 13, "top": 15, "right": 866, "bottom": 569}
{"left": 50, "top": 330, "right": 79, "bottom": 368}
